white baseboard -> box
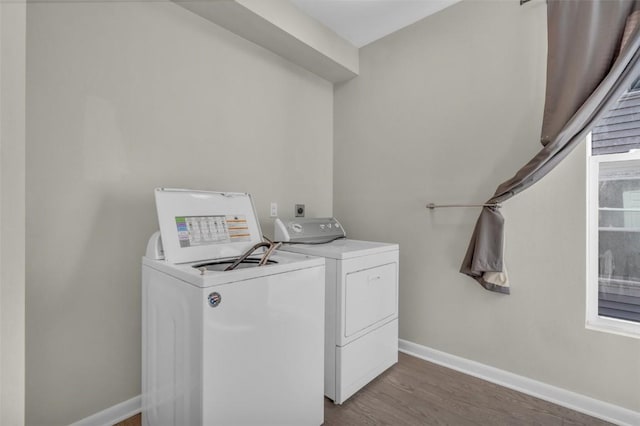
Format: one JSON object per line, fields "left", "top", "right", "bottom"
{"left": 69, "top": 395, "right": 141, "bottom": 426}
{"left": 399, "top": 339, "right": 640, "bottom": 426}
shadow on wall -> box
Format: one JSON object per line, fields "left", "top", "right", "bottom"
{"left": 27, "top": 185, "right": 158, "bottom": 422}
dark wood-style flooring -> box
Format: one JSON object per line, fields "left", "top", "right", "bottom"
{"left": 118, "top": 352, "right": 611, "bottom": 425}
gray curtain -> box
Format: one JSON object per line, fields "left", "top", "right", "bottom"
{"left": 460, "top": 0, "right": 640, "bottom": 294}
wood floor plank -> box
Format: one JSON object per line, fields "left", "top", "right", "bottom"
{"left": 115, "top": 352, "right": 613, "bottom": 426}
{"left": 323, "top": 353, "right": 611, "bottom": 426}
{"left": 114, "top": 413, "right": 140, "bottom": 426}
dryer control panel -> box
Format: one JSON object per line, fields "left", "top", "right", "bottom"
{"left": 274, "top": 217, "right": 345, "bottom": 243}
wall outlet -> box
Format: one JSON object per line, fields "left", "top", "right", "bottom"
{"left": 270, "top": 202, "right": 278, "bottom": 217}
{"left": 295, "top": 204, "right": 305, "bottom": 217}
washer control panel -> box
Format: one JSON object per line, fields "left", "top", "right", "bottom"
{"left": 274, "top": 217, "right": 345, "bottom": 242}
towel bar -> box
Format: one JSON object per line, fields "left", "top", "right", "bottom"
{"left": 426, "top": 203, "right": 501, "bottom": 209}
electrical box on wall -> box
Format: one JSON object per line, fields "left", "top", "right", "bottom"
{"left": 295, "top": 204, "right": 305, "bottom": 217}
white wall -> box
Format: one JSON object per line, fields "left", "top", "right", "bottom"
{"left": 26, "top": 2, "right": 332, "bottom": 424}
{"left": 334, "top": 0, "right": 640, "bottom": 412}
{"left": 1, "top": 1, "right": 26, "bottom": 424}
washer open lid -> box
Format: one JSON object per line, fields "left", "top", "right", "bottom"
{"left": 154, "top": 188, "right": 263, "bottom": 264}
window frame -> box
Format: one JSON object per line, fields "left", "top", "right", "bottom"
{"left": 586, "top": 132, "right": 640, "bottom": 339}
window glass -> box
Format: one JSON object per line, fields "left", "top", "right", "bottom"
{"left": 597, "top": 160, "right": 640, "bottom": 323}
{"left": 591, "top": 91, "right": 640, "bottom": 156}
{"left": 587, "top": 78, "right": 640, "bottom": 338}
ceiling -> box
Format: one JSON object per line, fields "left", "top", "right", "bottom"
{"left": 289, "top": 0, "right": 462, "bottom": 48}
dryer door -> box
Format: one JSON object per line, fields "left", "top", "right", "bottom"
{"left": 339, "top": 250, "right": 399, "bottom": 345}
{"left": 345, "top": 263, "right": 397, "bottom": 337}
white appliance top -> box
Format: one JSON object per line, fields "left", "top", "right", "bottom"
{"left": 280, "top": 239, "right": 398, "bottom": 260}
{"left": 155, "top": 188, "right": 262, "bottom": 264}
{"left": 142, "top": 251, "right": 324, "bottom": 288}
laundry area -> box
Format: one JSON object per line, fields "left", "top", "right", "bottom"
{"left": 142, "top": 189, "right": 398, "bottom": 424}
{"left": 6, "top": 0, "right": 640, "bottom": 425}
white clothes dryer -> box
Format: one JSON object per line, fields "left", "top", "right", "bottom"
{"left": 275, "top": 218, "right": 399, "bottom": 404}
{"left": 142, "top": 189, "right": 325, "bottom": 426}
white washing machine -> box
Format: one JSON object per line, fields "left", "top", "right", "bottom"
{"left": 275, "top": 218, "right": 399, "bottom": 404}
{"left": 142, "top": 189, "right": 325, "bottom": 426}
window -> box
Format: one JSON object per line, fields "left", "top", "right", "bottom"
{"left": 587, "top": 89, "right": 640, "bottom": 338}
